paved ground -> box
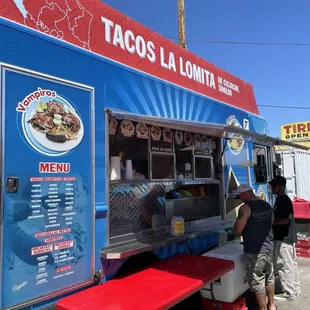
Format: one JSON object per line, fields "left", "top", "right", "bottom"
{"left": 245, "top": 257, "right": 310, "bottom": 310}
{"left": 47, "top": 257, "right": 310, "bottom": 310}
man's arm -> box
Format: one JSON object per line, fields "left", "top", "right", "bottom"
{"left": 234, "top": 204, "right": 251, "bottom": 236}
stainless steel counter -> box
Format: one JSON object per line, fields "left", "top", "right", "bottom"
{"left": 101, "top": 219, "right": 233, "bottom": 259}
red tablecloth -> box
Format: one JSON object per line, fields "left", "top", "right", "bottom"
{"left": 57, "top": 253, "right": 234, "bottom": 310}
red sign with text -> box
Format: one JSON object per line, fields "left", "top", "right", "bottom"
{"left": 0, "top": 0, "right": 259, "bottom": 114}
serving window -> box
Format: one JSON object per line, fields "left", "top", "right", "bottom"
{"left": 194, "top": 156, "right": 213, "bottom": 179}
{"left": 150, "top": 153, "right": 175, "bottom": 180}
{"left": 109, "top": 117, "right": 220, "bottom": 183}
{"left": 108, "top": 115, "right": 222, "bottom": 244}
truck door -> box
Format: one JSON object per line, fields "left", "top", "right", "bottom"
{"left": 253, "top": 144, "right": 273, "bottom": 204}
{"left": 0, "top": 66, "right": 95, "bottom": 309}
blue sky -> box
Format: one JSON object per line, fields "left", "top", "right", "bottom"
{"left": 103, "top": 0, "right": 310, "bottom": 137}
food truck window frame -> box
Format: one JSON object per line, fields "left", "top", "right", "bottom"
{"left": 150, "top": 152, "right": 176, "bottom": 181}
{"left": 107, "top": 111, "right": 222, "bottom": 183}
{"left": 193, "top": 155, "right": 214, "bottom": 180}
{"left": 253, "top": 144, "right": 269, "bottom": 185}
{"left": 105, "top": 110, "right": 226, "bottom": 245}
{"left": 106, "top": 109, "right": 309, "bottom": 243}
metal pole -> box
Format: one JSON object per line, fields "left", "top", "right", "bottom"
{"left": 178, "top": 0, "right": 186, "bottom": 48}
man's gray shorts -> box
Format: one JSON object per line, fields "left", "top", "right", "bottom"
{"left": 244, "top": 251, "right": 275, "bottom": 294}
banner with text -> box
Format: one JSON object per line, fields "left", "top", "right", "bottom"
{"left": 1, "top": 0, "right": 258, "bottom": 114}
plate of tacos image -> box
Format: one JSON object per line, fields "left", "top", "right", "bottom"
{"left": 175, "top": 131, "right": 183, "bottom": 145}
{"left": 136, "top": 122, "right": 149, "bottom": 138}
{"left": 256, "top": 188, "right": 267, "bottom": 201}
{"left": 163, "top": 128, "right": 172, "bottom": 142}
{"left": 184, "top": 133, "right": 192, "bottom": 145}
{"left": 121, "top": 120, "right": 134, "bottom": 136}
{"left": 151, "top": 126, "right": 161, "bottom": 140}
{"left": 109, "top": 118, "right": 118, "bottom": 135}
{"left": 227, "top": 133, "right": 245, "bottom": 155}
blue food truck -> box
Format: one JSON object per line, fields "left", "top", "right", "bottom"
{"left": 0, "top": 0, "right": 306, "bottom": 309}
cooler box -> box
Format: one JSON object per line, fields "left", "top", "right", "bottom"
{"left": 200, "top": 243, "right": 248, "bottom": 303}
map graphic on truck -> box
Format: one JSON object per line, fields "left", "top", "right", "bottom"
{"left": 12, "top": 0, "right": 94, "bottom": 49}
{"left": 17, "top": 88, "right": 84, "bottom": 156}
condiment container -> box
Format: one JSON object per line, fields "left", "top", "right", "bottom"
{"left": 218, "top": 230, "right": 227, "bottom": 246}
{"left": 171, "top": 216, "right": 184, "bottom": 236}
{"left": 110, "top": 156, "right": 121, "bottom": 180}
{"left": 125, "top": 159, "right": 133, "bottom": 179}
{"left": 185, "top": 163, "right": 191, "bottom": 171}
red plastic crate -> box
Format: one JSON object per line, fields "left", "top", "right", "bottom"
{"left": 296, "top": 245, "right": 310, "bottom": 258}
{"left": 297, "top": 239, "right": 310, "bottom": 247}
{"left": 296, "top": 245, "right": 310, "bottom": 252}
{"left": 202, "top": 296, "right": 247, "bottom": 310}
{"left": 296, "top": 251, "right": 310, "bottom": 258}
{"left": 293, "top": 199, "right": 310, "bottom": 219}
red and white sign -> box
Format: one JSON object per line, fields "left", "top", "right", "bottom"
{"left": 0, "top": 0, "right": 258, "bottom": 114}
{"left": 31, "top": 244, "right": 53, "bottom": 256}
{"left": 45, "top": 236, "right": 63, "bottom": 243}
{"left": 57, "top": 265, "right": 72, "bottom": 273}
{"left": 54, "top": 240, "right": 74, "bottom": 251}
{"left": 39, "top": 162, "right": 70, "bottom": 173}
{"left": 35, "top": 228, "right": 71, "bottom": 238}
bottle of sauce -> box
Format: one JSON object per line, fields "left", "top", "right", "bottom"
{"left": 171, "top": 216, "right": 185, "bottom": 236}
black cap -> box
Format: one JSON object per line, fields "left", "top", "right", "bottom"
{"left": 268, "top": 176, "right": 286, "bottom": 187}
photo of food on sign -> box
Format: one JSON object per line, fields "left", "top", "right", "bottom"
{"left": 226, "top": 115, "right": 245, "bottom": 155}
{"left": 136, "top": 122, "right": 149, "bottom": 139}
{"left": 27, "top": 96, "right": 84, "bottom": 152}
{"left": 175, "top": 131, "right": 183, "bottom": 145}
{"left": 151, "top": 126, "right": 161, "bottom": 140}
{"left": 163, "top": 128, "right": 172, "bottom": 142}
{"left": 184, "top": 132, "right": 192, "bottom": 146}
{"left": 256, "top": 187, "right": 267, "bottom": 201}
{"left": 194, "top": 134, "right": 202, "bottom": 148}
{"left": 121, "top": 120, "right": 135, "bottom": 137}
{"left": 109, "top": 118, "right": 118, "bottom": 135}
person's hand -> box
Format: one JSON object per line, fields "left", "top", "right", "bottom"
{"left": 226, "top": 229, "right": 236, "bottom": 241}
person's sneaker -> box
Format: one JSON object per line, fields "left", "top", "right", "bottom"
{"left": 274, "top": 294, "right": 296, "bottom": 301}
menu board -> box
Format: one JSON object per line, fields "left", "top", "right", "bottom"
{"left": 175, "top": 131, "right": 192, "bottom": 152}
{"left": 194, "top": 135, "right": 211, "bottom": 156}
{"left": 1, "top": 68, "right": 93, "bottom": 309}
{"left": 150, "top": 126, "right": 173, "bottom": 153}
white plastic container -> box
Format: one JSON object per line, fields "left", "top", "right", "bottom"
{"left": 110, "top": 156, "right": 121, "bottom": 180}
{"left": 218, "top": 230, "right": 227, "bottom": 246}
{"left": 200, "top": 243, "right": 248, "bottom": 303}
{"left": 171, "top": 216, "right": 184, "bottom": 236}
{"left": 125, "top": 160, "right": 133, "bottom": 179}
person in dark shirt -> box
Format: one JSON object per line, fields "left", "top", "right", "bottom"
{"left": 268, "top": 176, "right": 301, "bottom": 301}
{"left": 233, "top": 184, "right": 276, "bottom": 310}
